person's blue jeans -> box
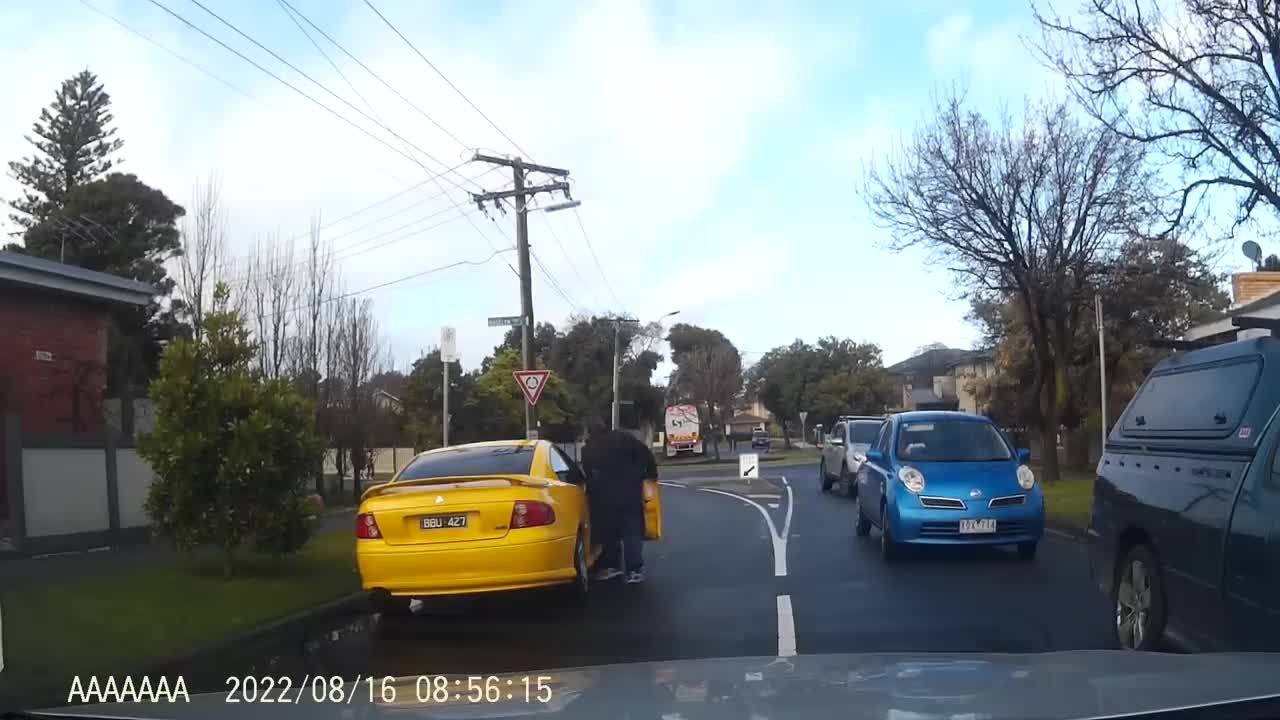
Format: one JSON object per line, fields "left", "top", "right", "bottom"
{"left": 596, "top": 503, "right": 644, "bottom": 572}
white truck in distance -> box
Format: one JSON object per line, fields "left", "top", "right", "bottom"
{"left": 665, "top": 404, "right": 704, "bottom": 458}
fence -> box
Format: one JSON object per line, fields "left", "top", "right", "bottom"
{"left": 321, "top": 447, "right": 416, "bottom": 490}
{"left": 2, "top": 413, "right": 153, "bottom": 555}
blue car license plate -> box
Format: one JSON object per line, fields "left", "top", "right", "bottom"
{"left": 959, "top": 518, "right": 996, "bottom": 534}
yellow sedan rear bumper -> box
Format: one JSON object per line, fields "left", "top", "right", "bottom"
{"left": 358, "top": 534, "right": 577, "bottom": 597}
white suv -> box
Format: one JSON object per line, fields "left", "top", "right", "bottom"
{"left": 820, "top": 416, "right": 885, "bottom": 495}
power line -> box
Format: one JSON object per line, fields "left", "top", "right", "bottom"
{"left": 530, "top": 248, "right": 584, "bottom": 314}
{"left": 273, "top": 0, "right": 521, "bottom": 287}
{"left": 277, "top": 0, "right": 472, "bottom": 154}
{"left": 572, "top": 207, "right": 623, "bottom": 308}
{"left": 227, "top": 205, "right": 478, "bottom": 286}
{"left": 538, "top": 213, "right": 599, "bottom": 307}
{"left": 247, "top": 246, "right": 515, "bottom": 321}
{"left": 183, "top": 0, "right": 472, "bottom": 192}
{"left": 223, "top": 162, "right": 490, "bottom": 271}
{"left": 80, "top": 0, "right": 414, "bottom": 189}
{"left": 361, "top": 0, "right": 603, "bottom": 328}
{"left": 362, "top": 0, "right": 529, "bottom": 158}
{"left": 360, "top": 0, "right": 625, "bottom": 310}
{"left": 143, "top": 0, "right": 462, "bottom": 188}
{"left": 80, "top": 0, "right": 256, "bottom": 102}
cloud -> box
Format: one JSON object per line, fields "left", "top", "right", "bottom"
{"left": 922, "top": 11, "right": 1058, "bottom": 100}
{"left": 0, "top": 0, "right": 817, "bottom": 371}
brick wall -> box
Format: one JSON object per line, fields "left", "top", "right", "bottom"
{"left": 0, "top": 287, "right": 109, "bottom": 432}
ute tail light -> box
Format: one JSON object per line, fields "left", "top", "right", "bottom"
{"left": 356, "top": 512, "right": 382, "bottom": 539}
{"left": 510, "top": 501, "right": 556, "bottom": 529}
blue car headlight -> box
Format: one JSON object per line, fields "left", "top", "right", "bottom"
{"left": 897, "top": 466, "right": 926, "bottom": 494}
{"left": 1017, "top": 464, "right": 1035, "bottom": 490}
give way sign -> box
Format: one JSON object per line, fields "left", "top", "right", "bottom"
{"left": 513, "top": 370, "right": 552, "bottom": 407}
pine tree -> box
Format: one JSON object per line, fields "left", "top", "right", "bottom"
{"left": 7, "top": 70, "right": 124, "bottom": 231}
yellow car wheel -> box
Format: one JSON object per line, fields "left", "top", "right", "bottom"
{"left": 567, "top": 530, "right": 590, "bottom": 605}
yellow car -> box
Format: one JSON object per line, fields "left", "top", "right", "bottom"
{"left": 356, "top": 439, "right": 660, "bottom": 609}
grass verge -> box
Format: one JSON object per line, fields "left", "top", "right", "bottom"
{"left": 0, "top": 529, "right": 359, "bottom": 710}
{"left": 1038, "top": 467, "right": 1095, "bottom": 533}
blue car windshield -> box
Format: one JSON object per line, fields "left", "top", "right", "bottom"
{"left": 896, "top": 420, "right": 1012, "bottom": 462}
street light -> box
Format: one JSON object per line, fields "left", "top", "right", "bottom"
{"left": 612, "top": 310, "right": 680, "bottom": 430}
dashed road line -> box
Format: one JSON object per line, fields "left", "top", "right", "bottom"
{"left": 776, "top": 594, "right": 796, "bottom": 657}
{"left": 695, "top": 474, "right": 798, "bottom": 659}
{"left": 657, "top": 481, "right": 686, "bottom": 489}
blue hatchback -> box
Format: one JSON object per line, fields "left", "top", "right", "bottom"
{"left": 853, "top": 411, "right": 1044, "bottom": 561}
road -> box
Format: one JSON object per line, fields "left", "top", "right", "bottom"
{"left": 171, "top": 460, "right": 1115, "bottom": 693}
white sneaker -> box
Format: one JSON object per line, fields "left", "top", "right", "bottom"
{"left": 626, "top": 570, "right": 645, "bottom": 584}
{"left": 593, "top": 567, "right": 623, "bottom": 581}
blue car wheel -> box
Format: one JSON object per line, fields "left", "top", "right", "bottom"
{"left": 854, "top": 492, "right": 871, "bottom": 538}
{"left": 880, "top": 503, "right": 900, "bottom": 561}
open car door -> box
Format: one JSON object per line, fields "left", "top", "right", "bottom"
{"left": 643, "top": 478, "right": 662, "bottom": 541}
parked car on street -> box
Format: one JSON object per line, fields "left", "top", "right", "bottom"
{"left": 854, "top": 411, "right": 1043, "bottom": 561}
{"left": 751, "top": 428, "right": 771, "bottom": 449}
{"left": 355, "top": 439, "right": 663, "bottom": 611}
{"left": 1089, "top": 332, "right": 1280, "bottom": 652}
{"left": 820, "top": 416, "right": 884, "bottom": 494}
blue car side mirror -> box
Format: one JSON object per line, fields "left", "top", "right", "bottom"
{"left": 1017, "top": 448, "right": 1031, "bottom": 464}
{"left": 865, "top": 449, "right": 884, "bottom": 464}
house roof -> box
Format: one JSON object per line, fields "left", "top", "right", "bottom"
{"left": 729, "top": 413, "right": 768, "bottom": 424}
{"left": 1184, "top": 285, "right": 1280, "bottom": 341}
{"left": 945, "top": 350, "right": 993, "bottom": 370}
{"left": 886, "top": 347, "right": 978, "bottom": 376}
{"left": 0, "top": 250, "right": 157, "bottom": 306}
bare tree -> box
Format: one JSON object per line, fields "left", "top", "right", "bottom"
{"left": 321, "top": 289, "right": 347, "bottom": 495}
{"left": 176, "top": 176, "right": 229, "bottom": 340}
{"left": 678, "top": 344, "right": 744, "bottom": 460}
{"left": 291, "top": 216, "right": 336, "bottom": 494}
{"left": 1036, "top": 0, "right": 1280, "bottom": 232}
{"left": 246, "top": 232, "right": 298, "bottom": 379}
{"left": 340, "top": 297, "right": 382, "bottom": 502}
{"left": 862, "top": 95, "right": 1148, "bottom": 482}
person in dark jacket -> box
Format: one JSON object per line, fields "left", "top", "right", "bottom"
{"left": 581, "top": 423, "right": 658, "bottom": 584}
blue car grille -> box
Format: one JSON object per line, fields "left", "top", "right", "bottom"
{"left": 919, "top": 521, "right": 1028, "bottom": 537}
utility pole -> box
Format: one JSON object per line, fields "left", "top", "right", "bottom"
{"left": 609, "top": 312, "right": 677, "bottom": 430}
{"left": 470, "top": 154, "right": 572, "bottom": 438}
{"left": 1096, "top": 295, "right": 1107, "bottom": 454}
{"left": 442, "top": 359, "right": 450, "bottom": 447}
{"left": 610, "top": 317, "right": 640, "bottom": 429}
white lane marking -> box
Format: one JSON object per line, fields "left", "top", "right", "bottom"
{"left": 1045, "top": 527, "right": 1077, "bottom": 541}
{"left": 658, "top": 481, "right": 686, "bottom": 488}
{"left": 776, "top": 594, "right": 797, "bottom": 657}
{"left": 781, "top": 476, "right": 794, "bottom": 539}
{"left": 699, "top": 487, "right": 788, "bottom": 576}
{"left": 768, "top": 503, "right": 780, "bottom": 509}
{"left": 747, "top": 493, "right": 781, "bottom": 499}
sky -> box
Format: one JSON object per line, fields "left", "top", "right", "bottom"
{"left": 0, "top": 0, "right": 1254, "bottom": 377}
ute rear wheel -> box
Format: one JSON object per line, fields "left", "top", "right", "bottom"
{"left": 1114, "top": 544, "right": 1166, "bottom": 651}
